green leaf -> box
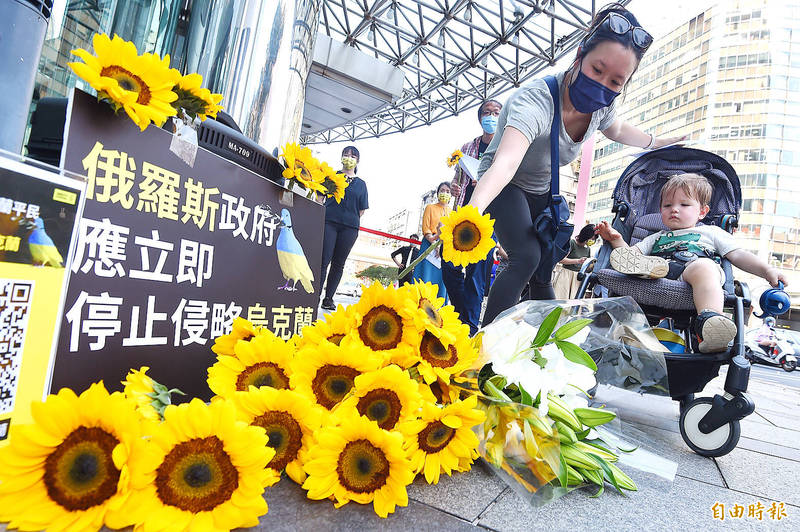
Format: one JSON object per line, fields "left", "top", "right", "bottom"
{"left": 588, "top": 454, "right": 627, "bottom": 497}
{"left": 488, "top": 375, "right": 508, "bottom": 391}
{"left": 484, "top": 380, "right": 513, "bottom": 402}
{"left": 553, "top": 318, "right": 592, "bottom": 341}
{"left": 478, "top": 363, "right": 496, "bottom": 393}
{"left": 519, "top": 386, "right": 534, "bottom": 406}
{"left": 532, "top": 307, "right": 562, "bottom": 347}
{"left": 589, "top": 479, "right": 605, "bottom": 498}
{"left": 557, "top": 452, "right": 569, "bottom": 488}
{"left": 503, "top": 386, "right": 521, "bottom": 403}
{"left": 555, "top": 340, "right": 598, "bottom": 372}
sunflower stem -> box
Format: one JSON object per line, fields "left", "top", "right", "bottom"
{"left": 397, "top": 240, "right": 441, "bottom": 280}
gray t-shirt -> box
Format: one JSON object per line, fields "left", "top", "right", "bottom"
{"left": 634, "top": 225, "right": 740, "bottom": 258}
{"left": 477, "top": 71, "right": 618, "bottom": 194}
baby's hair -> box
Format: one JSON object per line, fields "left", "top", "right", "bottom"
{"left": 661, "top": 173, "right": 712, "bottom": 206}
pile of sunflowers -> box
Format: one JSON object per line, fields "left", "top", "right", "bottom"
{"left": 279, "top": 143, "right": 349, "bottom": 203}
{"left": 0, "top": 282, "right": 488, "bottom": 531}
{"left": 69, "top": 33, "right": 223, "bottom": 131}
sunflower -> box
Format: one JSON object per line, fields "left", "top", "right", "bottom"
{"left": 0, "top": 383, "right": 141, "bottom": 532}
{"left": 293, "top": 304, "right": 357, "bottom": 349}
{"left": 280, "top": 143, "right": 325, "bottom": 193}
{"left": 446, "top": 149, "right": 464, "bottom": 168}
{"left": 122, "top": 366, "right": 160, "bottom": 422}
{"left": 302, "top": 413, "right": 414, "bottom": 518}
{"left": 173, "top": 73, "right": 223, "bottom": 121}
{"left": 399, "top": 281, "right": 462, "bottom": 349}
{"left": 291, "top": 341, "right": 383, "bottom": 411}
{"left": 211, "top": 316, "right": 267, "bottom": 356}
{"left": 335, "top": 365, "right": 423, "bottom": 432}
{"left": 414, "top": 326, "right": 479, "bottom": 385}
{"left": 399, "top": 395, "right": 485, "bottom": 484}
{"left": 207, "top": 333, "right": 295, "bottom": 399}
{"left": 420, "top": 377, "right": 463, "bottom": 405}
{"left": 69, "top": 33, "right": 179, "bottom": 131}
{"left": 233, "top": 388, "right": 321, "bottom": 485}
{"left": 439, "top": 205, "right": 496, "bottom": 267}
{"left": 126, "top": 398, "right": 278, "bottom": 532}
{"left": 318, "top": 161, "right": 349, "bottom": 203}
{"left": 348, "top": 282, "right": 421, "bottom": 366}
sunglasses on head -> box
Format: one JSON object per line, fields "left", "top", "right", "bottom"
{"left": 586, "top": 12, "right": 653, "bottom": 51}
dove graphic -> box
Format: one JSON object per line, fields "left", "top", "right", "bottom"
{"left": 28, "top": 217, "right": 64, "bottom": 267}
{"left": 276, "top": 209, "right": 314, "bottom": 293}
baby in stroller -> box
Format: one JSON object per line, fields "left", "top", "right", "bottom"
{"left": 596, "top": 172, "right": 788, "bottom": 353}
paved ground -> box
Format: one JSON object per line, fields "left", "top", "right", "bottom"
{"left": 297, "top": 296, "right": 800, "bottom": 531}
{"left": 242, "top": 364, "right": 800, "bottom": 532}
{"left": 6, "top": 298, "right": 797, "bottom": 531}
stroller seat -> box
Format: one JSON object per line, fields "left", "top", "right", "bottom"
{"left": 596, "top": 214, "right": 695, "bottom": 311}
{"left": 576, "top": 147, "right": 755, "bottom": 458}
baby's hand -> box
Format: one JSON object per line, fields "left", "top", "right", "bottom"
{"left": 595, "top": 221, "right": 622, "bottom": 243}
{"left": 766, "top": 267, "right": 789, "bottom": 288}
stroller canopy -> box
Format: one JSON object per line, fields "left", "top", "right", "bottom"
{"left": 611, "top": 147, "right": 742, "bottom": 228}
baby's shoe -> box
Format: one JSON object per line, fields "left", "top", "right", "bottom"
{"left": 610, "top": 247, "right": 669, "bottom": 279}
{"left": 694, "top": 310, "right": 737, "bottom": 353}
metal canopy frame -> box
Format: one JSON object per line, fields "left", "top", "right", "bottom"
{"left": 303, "top": 0, "right": 628, "bottom": 144}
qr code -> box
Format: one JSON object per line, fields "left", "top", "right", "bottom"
{"left": 0, "top": 280, "right": 34, "bottom": 416}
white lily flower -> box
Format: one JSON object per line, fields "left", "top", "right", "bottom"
{"left": 563, "top": 392, "right": 590, "bottom": 410}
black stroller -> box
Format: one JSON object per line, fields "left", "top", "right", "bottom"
{"left": 576, "top": 147, "right": 755, "bottom": 458}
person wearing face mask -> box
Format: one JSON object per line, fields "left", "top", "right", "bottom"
{"left": 319, "top": 146, "right": 369, "bottom": 311}
{"left": 443, "top": 99, "right": 503, "bottom": 334}
{"left": 468, "top": 2, "right": 686, "bottom": 326}
{"left": 412, "top": 182, "right": 452, "bottom": 301}
{"left": 552, "top": 223, "right": 596, "bottom": 300}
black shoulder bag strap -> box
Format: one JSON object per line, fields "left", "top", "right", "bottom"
{"left": 544, "top": 75, "right": 560, "bottom": 223}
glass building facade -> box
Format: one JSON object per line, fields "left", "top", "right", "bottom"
{"left": 585, "top": 0, "right": 800, "bottom": 310}
{"left": 29, "top": 0, "right": 320, "bottom": 152}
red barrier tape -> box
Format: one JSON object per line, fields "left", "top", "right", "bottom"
{"left": 359, "top": 226, "right": 421, "bottom": 245}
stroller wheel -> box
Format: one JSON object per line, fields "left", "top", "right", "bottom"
{"left": 782, "top": 359, "right": 796, "bottom": 372}
{"left": 679, "top": 398, "right": 740, "bottom": 457}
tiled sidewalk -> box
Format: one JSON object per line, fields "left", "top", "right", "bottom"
{"left": 249, "top": 368, "right": 800, "bottom": 531}
{"left": 4, "top": 366, "right": 797, "bottom": 532}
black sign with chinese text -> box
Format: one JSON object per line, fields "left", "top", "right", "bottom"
{"left": 52, "top": 89, "right": 323, "bottom": 400}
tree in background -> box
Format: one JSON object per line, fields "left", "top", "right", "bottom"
{"left": 356, "top": 265, "right": 397, "bottom": 287}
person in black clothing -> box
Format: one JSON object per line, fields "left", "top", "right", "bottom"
{"left": 320, "top": 146, "right": 369, "bottom": 310}
{"left": 391, "top": 234, "right": 420, "bottom": 286}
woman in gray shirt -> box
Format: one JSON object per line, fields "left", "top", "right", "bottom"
{"left": 469, "top": 3, "right": 685, "bottom": 325}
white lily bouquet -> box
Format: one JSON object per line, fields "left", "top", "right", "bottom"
{"left": 459, "top": 298, "right": 676, "bottom": 502}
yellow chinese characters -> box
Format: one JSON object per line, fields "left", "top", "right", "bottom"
{"left": 82, "top": 141, "right": 219, "bottom": 231}
{"left": 0, "top": 235, "right": 21, "bottom": 253}
{"left": 711, "top": 501, "right": 787, "bottom": 521}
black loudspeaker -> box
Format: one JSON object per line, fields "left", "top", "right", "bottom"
{"left": 26, "top": 97, "right": 283, "bottom": 183}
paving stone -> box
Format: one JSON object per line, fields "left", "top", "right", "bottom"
{"left": 736, "top": 435, "right": 800, "bottom": 463}
{"left": 716, "top": 447, "right": 800, "bottom": 509}
{"left": 406, "top": 459, "right": 507, "bottom": 522}
{"left": 246, "top": 477, "right": 478, "bottom": 531}
{"left": 755, "top": 410, "right": 800, "bottom": 432}
{"left": 477, "top": 474, "right": 798, "bottom": 532}
{"left": 625, "top": 421, "right": 724, "bottom": 486}
{"left": 740, "top": 418, "right": 800, "bottom": 451}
